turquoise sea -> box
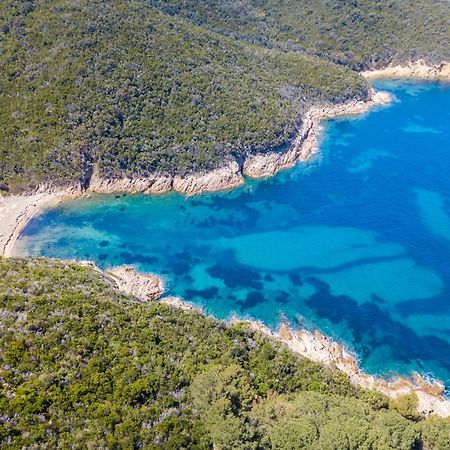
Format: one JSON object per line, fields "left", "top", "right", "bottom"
{"left": 16, "top": 80, "right": 450, "bottom": 388}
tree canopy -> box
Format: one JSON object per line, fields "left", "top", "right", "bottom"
{"left": 1, "top": 257, "right": 449, "bottom": 448}
{"left": 0, "top": 0, "right": 448, "bottom": 192}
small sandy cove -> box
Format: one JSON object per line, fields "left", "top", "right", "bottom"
{"left": 0, "top": 188, "right": 82, "bottom": 257}
{"left": 1, "top": 60, "right": 448, "bottom": 258}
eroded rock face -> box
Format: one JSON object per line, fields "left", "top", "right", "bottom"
{"left": 240, "top": 319, "right": 450, "bottom": 417}
{"left": 84, "top": 88, "right": 393, "bottom": 195}
{"left": 362, "top": 60, "right": 450, "bottom": 81}
{"left": 161, "top": 297, "right": 197, "bottom": 311}
{"left": 106, "top": 265, "right": 165, "bottom": 301}
{"left": 172, "top": 161, "right": 244, "bottom": 195}
{"left": 243, "top": 90, "right": 392, "bottom": 179}
{"left": 88, "top": 174, "right": 173, "bottom": 195}
{"left": 87, "top": 162, "right": 244, "bottom": 197}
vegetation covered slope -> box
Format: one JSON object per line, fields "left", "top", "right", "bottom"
{"left": 0, "top": 0, "right": 448, "bottom": 193}
{"left": 151, "top": 0, "right": 450, "bottom": 70}
{"left": 1, "top": 257, "right": 450, "bottom": 449}
{"left": 0, "top": 0, "right": 367, "bottom": 193}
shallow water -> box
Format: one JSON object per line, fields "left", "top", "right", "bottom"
{"left": 17, "top": 80, "right": 450, "bottom": 387}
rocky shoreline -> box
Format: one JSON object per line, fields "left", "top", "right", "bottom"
{"left": 86, "top": 89, "right": 392, "bottom": 193}
{"left": 1, "top": 63, "right": 450, "bottom": 417}
{"left": 243, "top": 89, "right": 391, "bottom": 178}
{"left": 107, "top": 265, "right": 450, "bottom": 418}
{"left": 0, "top": 87, "right": 392, "bottom": 258}
{"left": 362, "top": 60, "right": 450, "bottom": 81}
{"left": 88, "top": 160, "right": 245, "bottom": 196}
{"left": 246, "top": 321, "right": 450, "bottom": 418}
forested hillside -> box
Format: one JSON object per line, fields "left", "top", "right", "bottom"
{"left": 1, "top": 258, "right": 450, "bottom": 448}
{"left": 151, "top": 0, "right": 450, "bottom": 69}
{"left": 0, "top": 0, "right": 448, "bottom": 193}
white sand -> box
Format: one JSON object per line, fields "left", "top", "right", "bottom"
{"left": 0, "top": 188, "right": 80, "bottom": 257}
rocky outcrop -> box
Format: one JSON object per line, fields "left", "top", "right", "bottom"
{"left": 172, "top": 161, "right": 244, "bottom": 195}
{"left": 86, "top": 88, "right": 393, "bottom": 193}
{"left": 241, "top": 319, "right": 450, "bottom": 417}
{"left": 243, "top": 90, "right": 392, "bottom": 178}
{"left": 88, "top": 173, "right": 173, "bottom": 195}
{"left": 88, "top": 162, "right": 244, "bottom": 197}
{"left": 161, "top": 296, "right": 198, "bottom": 311}
{"left": 106, "top": 265, "right": 165, "bottom": 301}
{"left": 362, "top": 60, "right": 450, "bottom": 81}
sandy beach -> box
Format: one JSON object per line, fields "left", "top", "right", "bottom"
{"left": 0, "top": 188, "right": 82, "bottom": 258}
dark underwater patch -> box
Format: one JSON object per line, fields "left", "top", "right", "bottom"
{"left": 172, "top": 261, "right": 190, "bottom": 275}
{"left": 207, "top": 264, "right": 262, "bottom": 289}
{"left": 274, "top": 290, "right": 290, "bottom": 305}
{"left": 184, "top": 286, "right": 219, "bottom": 300}
{"left": 238, "top": 291, "right": 265, "bottom": 309}
{"left": 305, "top": 277, "right": 450, "bottom": 371}
{"left": 99, "top": 240, "right": 109, "bottom": 247}
{"left": 119, "top": 251, "right": 158, "bottom": 265}
{"left": 174, "top": 251, "right": 191, "bottom": 262}
{"left": 289, "top": 271, "right": 303, "bottom": 286}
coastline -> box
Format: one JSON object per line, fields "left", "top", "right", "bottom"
{"left": 1, "top": 62, "right": 450, "bottom": 416}
{"left": 0, "top": 187, "right": 83, "bottom": 258}
{"left": 362, "top": 60, "right": 450, "bottom": 81}
{"left": 107, "top": 265, "right": 450, "bottom": 417}
{"left": 242, "top": 89, "right": 391, "bottom": 178}
{"left": 247, "top": 321, "right": 450, "bottom": 418}
{"left": 1, "top": 60, "right": 448, "bottom": 256}
{"left": 0, "top": 88, "right": 392, "bottom": 258}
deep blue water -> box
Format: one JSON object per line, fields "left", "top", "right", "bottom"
{"left": 17, "top": 80, "right": 450, "bottom": 387}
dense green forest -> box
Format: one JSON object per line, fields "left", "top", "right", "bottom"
{"left": 151, "top": 0, "right": 450, "bottom": 70}
{"left": 0, "top": 0, "right": 448, "bottom": 193}
{"left": 1, "top": 257, "right": 450, "bottom": 448}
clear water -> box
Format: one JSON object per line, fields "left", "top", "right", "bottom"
{"left": 16, "top": 80, "right": 450, "bottom": 387}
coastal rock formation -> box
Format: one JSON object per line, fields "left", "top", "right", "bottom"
{"left": 88, "top": 161, "right": 244, "bottom": 197}
{"left": 243, "top": 90, "right": 392, "bottom": 178}
{"left": 106, "top": 265, "right": 165, "bottom": 301}
{"left": 246, "top": 320, "right": 450, "bottom": 417}
{"left": 172, "top": 161, "right": 244, "bottom": 195}
{"left": 88, "top": 173, "right": 173, "bottom": 195}
{"left": 161, "top": 297, "right": 198, "bottom": 311}
{"left": 362, "top": 60, "right": 450, "bottom": 81}
{"left": 84, "top": 88, "right": 393, "bottom": 195}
